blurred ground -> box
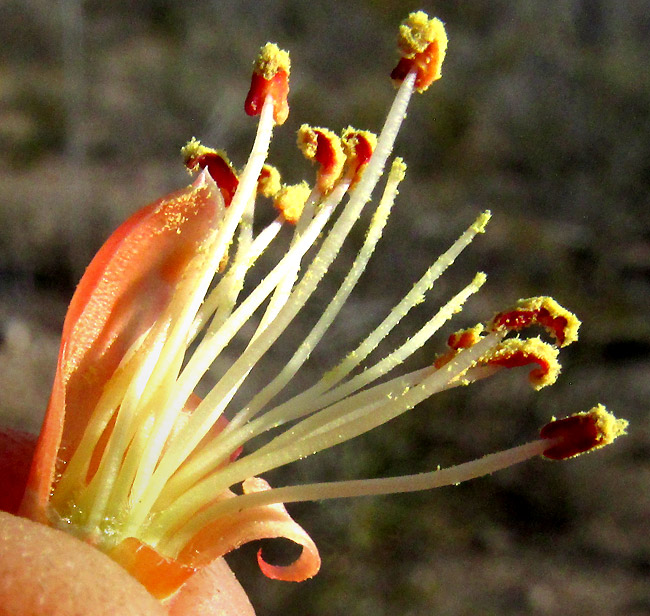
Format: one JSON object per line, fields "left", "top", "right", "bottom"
{"left": 0, "top": 1, "right": 648, "bottom": 614}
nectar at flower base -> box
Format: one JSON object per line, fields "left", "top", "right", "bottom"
{"left": 17, "top": 10, "right": 627, "bottom": 602}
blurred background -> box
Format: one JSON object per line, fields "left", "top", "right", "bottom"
{"left": 0, "top": 0, "right": 649, "bottom": 614}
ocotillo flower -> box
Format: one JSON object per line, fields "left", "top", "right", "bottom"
{"left": 3, "top": 10, "right": 626, "bottom": 610}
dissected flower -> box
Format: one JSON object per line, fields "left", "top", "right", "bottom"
{"left": 11, "top": 10, "right": 626, "bottom": 604}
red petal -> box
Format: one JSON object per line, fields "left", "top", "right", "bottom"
{"left": 0, "top": 429, "right": 37, "bottom": 514}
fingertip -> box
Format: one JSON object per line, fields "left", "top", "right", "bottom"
{"left": 0, "top": 512, "right": 166, "bottom": 616}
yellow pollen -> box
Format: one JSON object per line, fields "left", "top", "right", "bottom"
{"left": 254, "top": 42, "right": 291, "bottom": 79}
{"left": 273, "top": 181, "right": 311, "bottom": 223}
{"left": 398, "top": 11, "right": 448, "bottom": 58}
{"left": 258, "top": 164, "right": 282, "bottom": 198}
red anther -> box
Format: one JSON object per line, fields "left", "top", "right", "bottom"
{"left": 391, "top": 12, "right": 448, "bottom": 93}
{"left": 182, "top": 139, "right": 239, "bottom": 207}
{"left": 391, "top": 41, "right": 443, "bottom": 92}
{"left": 447, "top": 325, "right": 484, "bottom": 351}
{"left": 298, "top": 125, "right": 345, "bottom": 194}
{"left": 245, "top": 71, "right": 289, "bottom": 124}
{"left": 341, "top": 128, "right": 377, "bottom": 184}
{"left": 257, "top": 164, "right": 282, "bottom": 198}
{"left": 491, "top": 308, "right": 567, "bottom": 345}
{"left": 274, "top": 182, "right": 311, "bottom": 224}
{"left": 489, "top": 297, "right": 580, "bottom": 347}
{"left": 484, "top": 347, "right": 554, "bottom": 389}
{"left": 244, "top": 43, "right": 291, "bottom": 125}
{"left": 186, "top": 151, "right": 239, "bottom": 207}
{"left": 540, "top": 405, "right": 627, "bottom": 460}
{"left": 484, "top": 338, "right": 559, "bottom": 389}
{"left": 434, "top": 325, "right": 484, "bottom": 369}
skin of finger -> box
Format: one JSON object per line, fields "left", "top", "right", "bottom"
{"left": 0, "top": 512, "right": 166, "bottom": 616}
{"left": 165, "top": 558, "right": 256, "bottom": 616}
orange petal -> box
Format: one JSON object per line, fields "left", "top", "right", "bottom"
{"left": 21, "top": 172, "right": 224, "bottom": 520}
{"left": 165, "top": 557, "right": 256, "bottom": 616}
{"left": 109, "top": 537, "right": 198, "bottom": 600}
{"left": 179, "top": 477, "right": 320, "bottom": 583}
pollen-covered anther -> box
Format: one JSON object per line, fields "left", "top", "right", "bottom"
{"left": 434, "top": 324, "right": 484, "bottom": 369}
{"left": 481, "top": 337, "right": 561, "bottom": 389}
{"left": 297, "top": 125, "right": 345, "bottom": 194}
{"left": 245, "top": 42, "right": 291, "bottom": 125}
{"left": 341, "top": 127, "right": 378, "bottom": 186}
{"left": 390, "top": 11, "right": 448, "bottom": 93}
{"left": 540, "top": 404, "right": 628, "bottom": 460}
{"left": 181, "top": 138, "right": 239, "bottom": 206}
{"left": 488, "top": 296, "right": 581, "bottom": 347}
{"left": 257, "top": 164, "right": 282, "bottom": 198}
{"left": 273, "top": 182, "right": 311, "bottom": 224}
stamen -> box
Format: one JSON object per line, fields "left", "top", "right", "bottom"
{"left": 150, "top": 159, "right": 411, "bottom": 501}
{"left": 231, "top": 158, "right": 409, "bottom": 428}
{"left": 122, "top": 181, "right": 349, "bottom": 534}
{"left": 119, "top": 94, "right": 279, "bottom": 525}
{"left": 436, "top": 332, "right": 561, "bottom": 390}
{"left": 166, "top": 440, "right": 552, "bottom": 527}
{"left": 153, "top": 335, "right": 501, "bottom": 553}
{"left": 160, "top": 401, "right": 628, "bottom": 559}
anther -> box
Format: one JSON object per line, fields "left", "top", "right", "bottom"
{"left": 257, "top": 164, "right": 282, "bottom": 199}
{"left": 541, "top": 405, "right": 628, "bottom": 460}
{"left": 245, "top": 43, "right": 291, "bottom": 125}
{"left": 273, "top": 182, "right": 311, "bottom": 224}
{"left": 482, "top": 337, "right": 560, "bottom": 389}
{"left": 297, "top": 125, "right": 345, "bottom": 194}
{"left": 390, "top": 11, "right": 448, "bottom": 93}
{"left": 434, "top": 324, "right": 484, "bottom": 369}
{"left": 489, "top": 297, "right": 581, "bottom": 347}
{"left": 181, "top": 138, "right": 239, "bottom": 206}
{"left": 341, "top": 127, "right": 377, "bottom": 185}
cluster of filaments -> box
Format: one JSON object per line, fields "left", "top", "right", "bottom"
{"left": 48, "top": 12, "right": 625, "bottom": 559}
